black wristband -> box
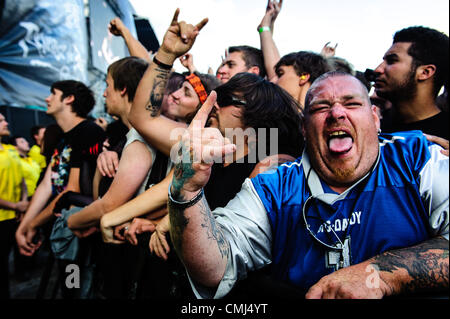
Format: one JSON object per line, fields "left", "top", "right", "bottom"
{"left": 153, "top": 56, "right": 173, "bottom": 70}
{"left": 168, "top": 184, "right": 204, "bottom": 210}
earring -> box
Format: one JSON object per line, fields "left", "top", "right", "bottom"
{"left": 377, "top": 128, "right": 381, "bottom": 135}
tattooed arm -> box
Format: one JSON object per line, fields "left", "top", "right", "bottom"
{"left": 371, "top": 236, "right": 448, "bottom": 295}
{"left": 128, "top": 9, "right": 208, "bottom": 156}
{"left": 305, "top": 236, "right": 449, "bottom": 299}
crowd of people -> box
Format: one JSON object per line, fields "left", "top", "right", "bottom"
{"left": 0, "top": 0, "right": 448, "bottom": 300}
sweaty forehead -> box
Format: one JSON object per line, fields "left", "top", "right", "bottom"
{"left": 310, "top": 75, "right": 367, "bottom": 101}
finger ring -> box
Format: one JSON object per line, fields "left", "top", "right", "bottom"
{"left": 124, "top": 226, "right": 129, "bottom": 231}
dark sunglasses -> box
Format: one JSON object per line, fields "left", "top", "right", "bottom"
{"left": 216, "top": 94, "right": 247, "bottom": 108}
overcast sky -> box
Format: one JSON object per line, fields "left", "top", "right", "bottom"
{"left": 129, "top": 0, "right": 449, "bottom": 74}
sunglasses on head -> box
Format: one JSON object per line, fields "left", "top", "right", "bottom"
{"left": 216, "top": 94, "right": 247, "bottom": 108}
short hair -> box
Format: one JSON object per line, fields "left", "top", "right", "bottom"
{"left": 393, "top": 26, "right": 449, "bottom": 96}
{"left": 165, "top": 72, "right": 185, "bottom": 95}
{"left": 304, "top": 71, "right": 371, "bottom": 110}
{"left": 275, "top": 51, "right": 331, "bottom": 84}
{"left": 215, "top": 72, "right": 304, "bottom": 158}
{"left": 10, "top": 135, "right": 27, "bottom": 146}
{"left": 51, "top": 80, "right": 96, "bottom": 118}
{"left": 327, "top": 56, "right": 355, "bottom": 75}
{"left": 228, "top": 45, "right": 266, "bottom": 79}
{"left": 107, "top": 56, "right": 149, "bottom": 102}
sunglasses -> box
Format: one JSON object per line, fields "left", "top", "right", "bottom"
{"left": 216, "top": 94, "right": 247, "bottom": 108}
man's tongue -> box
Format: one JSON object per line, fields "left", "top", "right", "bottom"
{"left": 329, "top": 137, "right": 353, "bottom": 153}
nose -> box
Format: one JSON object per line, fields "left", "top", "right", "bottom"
{"left": 374, "top": 61, "right": 385, "bottom": 75}
{"left": 103, "top": 89, "right": 107, "bottom": 98}
{"left": 327, "top": 104, "right": 347, "bottom": 122}
{"left": 45, "top": 95, "right": 50, "bottom": 103}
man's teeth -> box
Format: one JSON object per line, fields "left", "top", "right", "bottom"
{"left": 330, "top": 131, "right": 348, "bottom": 137}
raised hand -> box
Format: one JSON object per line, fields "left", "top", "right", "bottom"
{"left": 321, "top": 42, "right": 338, "bottom": 58}
{"left": 170, "top": 91, "right": 236, "bottom": 198}
{"left": 108, "top": 17, "right": 127, "bottom": 37}
{"left": 258, "top": 0, "right": 283, "bottom": 32}
{"left": 179, "top": 53, "right": 197, "bottom": 73}
{"left": 159, "top": 8, "right": 209, "bottom": 62}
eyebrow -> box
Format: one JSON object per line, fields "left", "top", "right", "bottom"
{"left": 383, "top": 52, "right": 398, "bottom": 60}
{"left": 310, "top": 94, "right": 362, "bottom": 105}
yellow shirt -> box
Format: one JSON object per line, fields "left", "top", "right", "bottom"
{"left": 19, "top": 156, "right": 40, "bottom": 197}
{"left": 0, "top": 143, "right": 24, "bottom": 221}
{"left": 29, "top": 144, "right": 46, "bottom": 170}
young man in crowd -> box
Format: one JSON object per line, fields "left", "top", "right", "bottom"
{"left": 374, "top": 26, "right": 449, "bottom": 139}
{"left": 15, "top": 80, "right": 105, "bottom": 257}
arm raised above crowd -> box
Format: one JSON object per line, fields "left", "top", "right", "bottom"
{"left": 128, "top": 9, "right": 208, "bottom": 155}
{"left": 258, "top": 0, "right": 282, "bottom": 81}
{"left": 109, "top": 17, "right": 152, "bottom": 62}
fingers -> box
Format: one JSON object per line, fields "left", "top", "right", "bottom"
{"left": 190, "top": 91, "right": 217, "bottom": 128}
{"left": 195, "top": 17, "right": 209, "bottom": 32}
{"left": 170, "top": 8, "right": 180, "bottom": 26}
{"left": 305, "top": 285, "right": 323, "bottom": 299}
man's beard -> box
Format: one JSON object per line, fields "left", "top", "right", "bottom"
{"left": 377, "top": 67, "right": 417, "bottom": 103}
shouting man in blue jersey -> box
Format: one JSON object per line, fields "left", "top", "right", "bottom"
{"left": 167, "top": 70, "right": 449, "bottom": 299}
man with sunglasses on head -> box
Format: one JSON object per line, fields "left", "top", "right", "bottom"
{"left": 168, "top": 70, "right": 448, "bottom": 299}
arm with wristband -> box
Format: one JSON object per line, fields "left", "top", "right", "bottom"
{"left": 258, "top": 0, "right": 283, "bottom": 81}
{"left": 128, "top": 8, "right": 208, "bottom": 156}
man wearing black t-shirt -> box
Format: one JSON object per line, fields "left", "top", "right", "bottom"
{"left": 16, "top": 80, "right": 105, "bottom": 257}
{"left": 374, "top": 26, "right": 449, "bottom": 139}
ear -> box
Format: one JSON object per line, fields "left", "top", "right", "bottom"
{"left": 120, "top": 87, "right": 127, "bottom": 97}
{"left": 299, "top": 73, "right": 311, "bottom": 86}
{"left": 371, "top": 105, "right": 381, "bottom": 131}
{"left": 416, "top": 64, "right": 436, "bottom": 81}
{"left": 248, "top": 66, "right": 260, "bottom": 76}
{"left": 63, "top": 94, "right": 75, "bottom": 105}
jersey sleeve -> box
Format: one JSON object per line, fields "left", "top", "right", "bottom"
{"left": 418, "top": 143, "right": 449, "bottom": 240}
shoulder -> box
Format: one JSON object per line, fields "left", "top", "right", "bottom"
{"left": 249, "top": 154, "right": 297, "bottom": 178}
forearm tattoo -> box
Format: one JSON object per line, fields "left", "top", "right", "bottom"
{"left": 146, "top": 67, "right": 170, "bottom": 117}
{"left": 169, "top": 143, "right": 230, "bottom": 261}
{"left": 371, "top": 236, "right": 449, "bottom": 294}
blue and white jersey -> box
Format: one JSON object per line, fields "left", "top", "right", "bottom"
{"left": 190, "top": 131, "right": 448, "bottom": 299}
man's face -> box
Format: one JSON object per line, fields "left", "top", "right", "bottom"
{"left": 275, "top": 65, "right": 302, "bottom": 104}
{"left": 217, "top": 51, "right": 249, "bottom": 83}
{"left": 303, "top": 75, "right": 380, "bottom": 190}
{"left": 45, "top": 88, "right": 65, "bottom": 116}
{"left": 103, "top": 73, "right": 123, "bottom": 116}
{"left": 15, "top": 137, "right": 30, "bottom": 153}
{"left": 208, "top": 93, "right": 246, "bottom": 137}
{"left": 0, "top": 114, "right": 10, "bottom": 137}
{"left": 374, "top": 42, "right": 417, "bottom": 102}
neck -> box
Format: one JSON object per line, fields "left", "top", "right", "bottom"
{"left": 394, "top": 90, "right": 440, "bottom": 124}
{"left": 298, "top": 82, "right": 311, "bottom": 108}
{"left": 55, "top": 113, "right": 85, "bottom": 133}
{"left": 121, "top": 103, "right": 133, "bottom": 129}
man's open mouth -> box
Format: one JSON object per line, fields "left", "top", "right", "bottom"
{"left": 328, "top": 130, "right": 353, "bottom": 154}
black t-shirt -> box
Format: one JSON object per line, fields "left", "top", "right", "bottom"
{"left": 50, "top": 120, "right": 105, "bottom": 195}
{"left": 381, "top": 110, "right": 449, "bottom": 139}
{"left": 204, "top": 156, "right": 256, "bottom": 211}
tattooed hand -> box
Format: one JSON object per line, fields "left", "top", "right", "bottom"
{"left": 171, "top": 91, "right": 236, "bottom": 200}
{"left": 159, "top": 8, "right": 209, "bottom": 63}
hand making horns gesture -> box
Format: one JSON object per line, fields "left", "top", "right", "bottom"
{"left": 172, "top": 92, "right": 236, "bottom": 194}
{"left": 159, "top": 8, "right": 209, "bottom": 61}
